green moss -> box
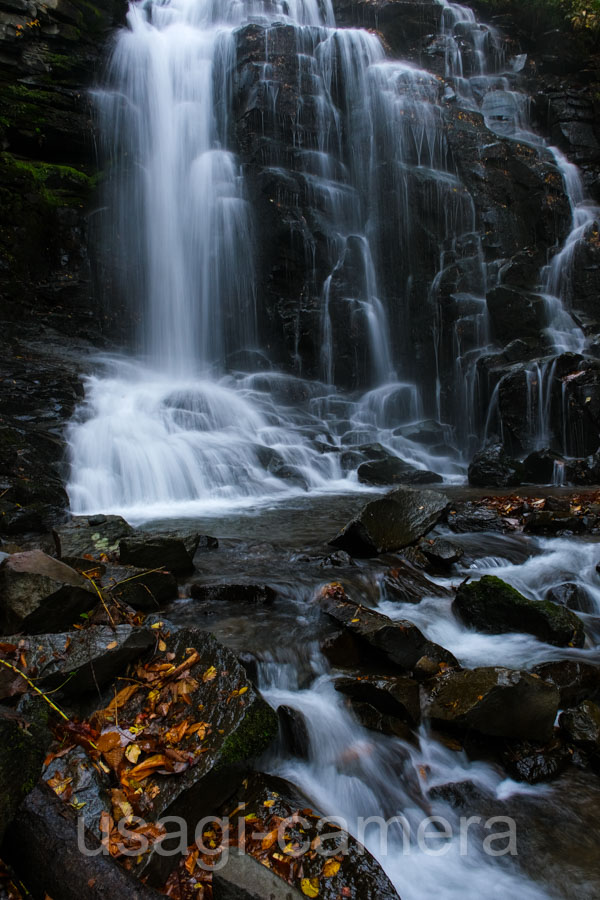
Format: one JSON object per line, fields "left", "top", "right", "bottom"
{"left": 218, "top": 697, "right": 278, "bottom": 767}
{"left": 0, "top": 153, "right": 96, "bottom": 207}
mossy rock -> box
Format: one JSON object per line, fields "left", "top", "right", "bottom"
{"left": 0, "top": 695, "right": 52, "bottom": 844}
{"left": 454, "top": 575, "right": 585, "bottom": 647}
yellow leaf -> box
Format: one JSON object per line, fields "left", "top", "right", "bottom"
{"left": 350, "top": 618, "right": 360, "bottom": 623}
{"left": 125, "top": 744, "right": 141, "bottom": 764}
{"left": 238, "top": 686, "right": 248, "bottom": 694}
{"left": 150, "top": 622, "right": 164, "bottom": 629}
{"left": 202, "top": 666, "right": 217, "bottom": 683}
{"left": 300, "top": 877, "right": 319, "bottom": 897}
{"left": 71, "top": 798, "right": 87, "bottom": 810}
{"left": 263, "top": 799, "right": 275, "bottom": 808}
{"left": 106, "top": 641, "right": 118, "bottom": 650}
{"left": 322, "top": 859, "right": 340, "bottom": 878}
{"left": 158, "top": 639, "right": 167, "bottom": 652}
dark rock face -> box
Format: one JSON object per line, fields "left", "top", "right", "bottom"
{"left": 0, "top": 696, "right": 51, "bottom": 844}
{"left": 468, "top": 443, "right": 524, "bottom": 487}
{"left": 532, "top": 660, "right": 600, "bottom": 707}
{"left": 424, "top": 666, "right": 560, "bottom": 742}
{"left": 486, "top": 287, "right": 548, "bottom": 345}
{"left": 0, "top": 549, "right": 96, "bottom": 633}
{"left": 189, "top": 583, "right": 277, "bottom": 604}
{"left": 329, "top": 486, "right": 448, "bottom": 557}
{"left": 334, "top": 674, "right": 421, "bottom": 724}
{"left": 502, "top": 740, "right": 571, "bottom": 784}
{"left": 316, "top": 582, "right": 458, "bottom": 670}
{"left": 382, "top": 560, "right": 453, "bottom": 604}
{"left": 357, "top": 458, "right": 442, "bottom": 486}
{"left": 54, "top": 515, "right": 133, "bottom": 558}
{"left": 545, "top": 582, "right": 596, "bottom": 615}
{"left": 454, "top": 575, "right": 585, "bottom": 647}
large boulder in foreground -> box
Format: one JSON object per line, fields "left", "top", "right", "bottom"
{"left": 0, "top": 549, "right": 96, "bottom": 633}
{"left": 454, "top": 575, "right": 585, "bottom": 647}
{"left": 42, "top": 625, "right": 278, "bottom": 884}
{"left": 329, "top": 486, "right": 448, "bottom": 557}
{"left": 424, "top": 667, "right": 559, "bottom": 742}
{"left": 119, "top": 536, "right": 196, "bottom": 575}
{"left": 317, "top": 583, "right": 457, "bottom": 671}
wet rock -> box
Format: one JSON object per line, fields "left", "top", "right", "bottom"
{"left": 532, "top": 660, "right": 600, "bottom": 707}
{"left": 317, "top": 583, "right": 457, "bottom": 670}
{"left": 454, "top": 575, "right": 585, "bottom": 647}
{"left": 0, "top": 626, "right": 155, "bottom": 701}
{"left": 502, "top": 739, "right": 571, "bottom": 784}
{"left": 119, "top": 536, "right": 197, "bottom": 575}
{"left": 219, "top": 772, "right": 399, "bottom": 900}
{"left": 350, "top": 700, "right": 415, "bottom": 742}
{"left": 424, "top": 667, "right": 559, "bottom": 742}
{"left": 382, "top": 560, "right": 453, "bottom": 604}
{"left": 522, "top": 448, "right": 567, "bottom": 483}
{"left": 0, "top": 696, "right": 51, "bottom": 844}
{"left": 446, "top": 501, "right": 506, "bottom": 533}
{"left": 559, "top": 700, "right": 600, "bottom": 747}
{"left": 468, "top": 443, "right": 524, "bottom": 488}
{"left": 357, "top": 458, "right": 442, "bottom": 486}
{"left": 277, "top": 705, "right": 310, "bottom": 759}
{"left": 109, "top": 569, "right": 178, "bottom": 611}
{"left": 418, "top": 538, "right": 464, "bottom": 570}
{"left": 545, "top": 582, "right": 596, "bottom": 615}
{"left": 53, "top": 515, "right": 133, "bottom": 558}
{"left": 189, "top": 583, "right": 277, "bottom": 604}
{"left": 334, "top": 674, "right": 420, "bottom": 724}
{"left": 320, "top": 629, "right": 366, "bottom": 668}
{"left": 42, "top": 745, "right": 111, "bottom": 835}
{"left": 523, "top": 511, "right": 591, "bottom": 535}
{"left": 0, "top": 549, "right": 96, "bottom": 634}
{"left": 486, "top": 286, "right": 547, "bottom": 345}
{"left": 318, "top": 550, "right": 356, "bottom": 568}
{"left": 564, "top": 452, "right": 600, "bottom": 486}
{"left": 329, "top": 486, "right": 448, "bottom": 557}
{"left": 61, "top": 557, "right": 107, "bottom": 577}
{"left": 212, "top": 851, "right": 304, "bottom": 900}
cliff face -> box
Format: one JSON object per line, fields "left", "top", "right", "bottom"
{"left": 0, "top": 0, "right": 125, "bottom": 530}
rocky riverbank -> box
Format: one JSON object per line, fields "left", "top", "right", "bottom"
{"left": 1, "top": 485, "right": 599, "bottom": 897}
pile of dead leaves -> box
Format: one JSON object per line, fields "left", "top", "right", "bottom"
{"left": 45, "top": 636, "right": 221, "bottom": 863}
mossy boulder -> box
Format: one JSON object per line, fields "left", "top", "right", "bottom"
{"left": 454, "top": 575, "right": 585, "bottom": 647}
{"left": 424, "top": 666, "right": 559, "bottom": 742}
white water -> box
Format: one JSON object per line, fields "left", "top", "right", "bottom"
{"left": 68, "top": 0, "right": 600, "bottom": 511}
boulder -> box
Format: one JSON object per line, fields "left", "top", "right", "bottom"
{"left": 524, "top": 511, "right": 591, "bottom": 535}
{"left": 329, "top": 486, "right": 448, "bottom": 557}
{"left": 424, "top": 667, "right": 559, "bottom": 742}
{"left": 218, "top": 772, "right": 399, "bottom": 900}
{"left": 110, "top": 569, "right": 178, "bottom": 611}
{"left": 419, "top": 538, "right": 464, "bottom": 570}
{"left": 119, "top": 536, "right": 197, "bottom": 575}
{"left": 316, "top": 583, "right": 457, "bottom": 670}
{"left": 454, "top": 575, "right": 585, "bottom": 647}
{"left": 334, "top": 675, "right": 420, "bottom": 724}
{"left": 47, "top": 625, "right": 278, "bottom": 885}
{"left": 446, "top": 502, "right": 506, "bottom": 533}
{"left": 349, "top": 701, "right": 415, "bottom": 742}
{"left": 189, "top": 583, "right": 277, "bottom": 604}
{"left": 0, "top": 549, "right": 96, "bottom": 633}
{"left": 468, "top": 443, "right": 524, "bottom": 487}
{"left": 0, "top": 626, "right": 155, "bottom": 701}
{"left": 545, "top": 582, "right": 596, "bottom": 615}
{"left": 559, "top": 700, "right": 600, "bottom": 747}
{"left": 522, "top": 448, "right": 567, "bottom": 484}
{"left": 53, "top": 515, "right": 133, "bottom": 558}
{"left": 532, "top": 660, "right": 600, "bottom": 707}
{"left": 357, "top": 458, "right": 442, "bottom": 486}
{"left": 382, "top": 560, "right": 453, "bottom": 604}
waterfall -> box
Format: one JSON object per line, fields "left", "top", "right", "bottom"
{"left": 67, "top": 0, "right": 599, "bottom": 517}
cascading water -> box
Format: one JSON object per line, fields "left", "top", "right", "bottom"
{"left": 67, "top": 0, "right": 600, "bottom": 517}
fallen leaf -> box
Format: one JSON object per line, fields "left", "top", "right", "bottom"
{"left": 202, "top": 666, "right": 217, "bottom": 683}
{"left": 125, "top": 744, "right": 141, "bottom": 764}
{"left": 322, "top": 859, "right": 340, "bottom": 877}
{"left": 300, "top": 877, "right": 320, "bottom": 897}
